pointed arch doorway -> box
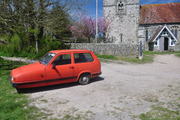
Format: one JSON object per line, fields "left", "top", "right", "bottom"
{"left": 159, "top": 37, "right": 169, "bottom": 51}
{"left": 164, "top": 37, "right": 169, "bottom": 51}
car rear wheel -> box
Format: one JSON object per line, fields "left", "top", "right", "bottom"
{"left": 79, "top": 74, "right": 90, "bottom": 85}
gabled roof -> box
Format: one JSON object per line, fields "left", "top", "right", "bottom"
{"left": 148, "top": 26, "right": 163, "bottom": 42}
{"left": 140, "top": 3, "right": 180, "bottom": 24}
{"left": 149, "top": 25, "right": 177, "bottom": 43}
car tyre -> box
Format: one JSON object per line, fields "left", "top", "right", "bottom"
{"left": 16, "top": 88, "right": 23, "bottom": 93}
{"left": 79, "top": 74, "right": 90, "bottom": 85}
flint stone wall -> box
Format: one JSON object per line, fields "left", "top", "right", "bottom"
{"left": 104, "top": 0, "right": 139, "bottom": 44}
{"left": 71, "top": 43, "right": 138, "bottom": 56}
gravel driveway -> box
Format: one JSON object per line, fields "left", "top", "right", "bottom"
{"left": 28, "top": 55, "right": 180, "bottom": 120}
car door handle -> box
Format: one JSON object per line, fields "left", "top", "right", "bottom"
{"left": 69, "top": 66, "right": 74, "bottom": 69}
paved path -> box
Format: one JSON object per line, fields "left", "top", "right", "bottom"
{"left": 2, "top": 55, "right": 180, "bottom": 120}
{"left": 0, "top": 56, "right": 36, "bottom": 63}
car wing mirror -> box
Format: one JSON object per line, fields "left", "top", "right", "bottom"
{"left": 52, "top": 62, "right": 56, "bottom": 69}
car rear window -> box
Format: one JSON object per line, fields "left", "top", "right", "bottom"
{"left": 74, "top": 53, "right": 94, "bottom": 63}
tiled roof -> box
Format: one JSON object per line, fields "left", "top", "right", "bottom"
{"left": 148, "top": 26, "right": 163, "bottom": 42}
{"left": 140, "top": 3, "right": 180, "bottom": 24}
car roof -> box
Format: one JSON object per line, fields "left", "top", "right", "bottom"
{"left": 49, "top": 49, "right": 92, "bottom": 54}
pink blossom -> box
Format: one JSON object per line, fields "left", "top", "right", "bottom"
{"left": 70, "top": 16, "right": 109, "bottom": 41}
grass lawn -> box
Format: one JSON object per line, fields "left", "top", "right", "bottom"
{"left": 97, "top": 54, "right": 154, "bottom": 64}
{"left": 175, "top": 53, "right": 180, "bottom": 57}
{"left": 140, "top": 106, "right": 180, "bottom": 120}
{"left": 97, "top": 51, "right": 180, "bottom": 64}
{"left": 117, "top": 55, "right": 153, "bottom": 64}
{"left": 0, "top": 58, "right": 44, "bottom": 120}
{"left": 144, "top": 51, "right": 180, "bottom": 55}
{"left": 96, "top": 54, "right": 119, "bottom": 60}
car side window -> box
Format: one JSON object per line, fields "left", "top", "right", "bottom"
{"left": 74, "top": 53, "right": 94, "bottom": 63}
{"left": 53, "top": 54, "right": 71, "bottom": 65}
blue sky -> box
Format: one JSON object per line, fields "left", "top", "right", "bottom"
{"left": 84, "top": 0, "right": 180, "bottom": 17}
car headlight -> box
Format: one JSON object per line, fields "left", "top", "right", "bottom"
{"left": 11, "top": 77, "right": 14, "bottom": 81}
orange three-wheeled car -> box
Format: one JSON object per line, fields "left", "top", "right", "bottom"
{"left": 10, "top": 49, "right": 101, "bottom": 92}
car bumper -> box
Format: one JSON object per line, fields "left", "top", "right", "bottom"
{"left": 9, "top": 76, "right": 17, "bottom": 88}
{"left": 92, "top": 72, "right": 102, "bottom": 77}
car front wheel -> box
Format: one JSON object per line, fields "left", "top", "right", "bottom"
{"left": 16, "top": 88, "right": 23, "bottom": 93}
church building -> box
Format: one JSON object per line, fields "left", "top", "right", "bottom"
{"left": 104, "top": 0, "right": 180, "bottom": 51}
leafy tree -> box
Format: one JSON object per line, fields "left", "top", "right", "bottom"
{"left": 0, "top": 0, "right": 75, "bottom": 55}
{"left": 46, "top": 5, "right": 70, "bottom": 40}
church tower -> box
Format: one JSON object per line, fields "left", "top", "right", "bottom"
{"left": 104, "top": 0, "right": 140, "bottom": 44}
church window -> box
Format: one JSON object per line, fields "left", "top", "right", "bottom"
{"left": 145, "top": 29, "right": 148, "bottom": 41}
{"left": 154, "top": 41, "right": 158, "bottom": 46}
{"left": 118, "top": 1, "right": 124, "bottom": 10}
{"left": 170, "top": 38, "right": 175, "bottom": 46}
{"left": 174, "top": 29, "right": 178, "bottom": 38}
{"left": 171, "top": 41, "right": 174, "bottom": 46}
{"left": 162, "top": 29, "right": 168, "bottom": 36}
{"left": 116, "top": 0, "right": 126, "bottom": 15}
{"left": 171, "top": 26, "right": 178, "bottom": 38}
{"left": 120, "top": 33, "right": 123, "bottom": 42}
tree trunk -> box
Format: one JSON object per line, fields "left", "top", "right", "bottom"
{"left": 36, "top": 39, "right": 38, "bottom": 53}
{"left": 88, "top": 37, "right": 91, "bottom": 43}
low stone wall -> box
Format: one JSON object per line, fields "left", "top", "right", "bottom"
{"left": 71, "top": 43, "right": 138, "bottom": 56}
{"left": 175, "top": 42, "right": 180, "bottom": 51}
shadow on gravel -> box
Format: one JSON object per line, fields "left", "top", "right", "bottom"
{"left": 18, "top": 77, "right": 104, "bottom": 94}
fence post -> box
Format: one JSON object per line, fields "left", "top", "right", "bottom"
{"left": 139, "top": 41, "right": 143, "bottom": 60}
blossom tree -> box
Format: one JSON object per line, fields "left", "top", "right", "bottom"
{"left": 98, "top": 17, "right": 109, "bottom": 38}
{"left": 70, "top": 16, "right": 109, "bottom": 43}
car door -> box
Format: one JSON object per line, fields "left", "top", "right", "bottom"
{"left": 45, "top": 53, "right": 76, "bottom": 85}
{"left": 73, "top": 52, "right": 95, "bottom": 79}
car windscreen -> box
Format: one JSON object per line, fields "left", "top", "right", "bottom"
{"left": 39, "top": 53, "right": 56, "bottom": 65}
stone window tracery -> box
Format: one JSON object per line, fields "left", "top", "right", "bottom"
{"left": 116, "top": 0, "right": 126, "bottom": 16}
